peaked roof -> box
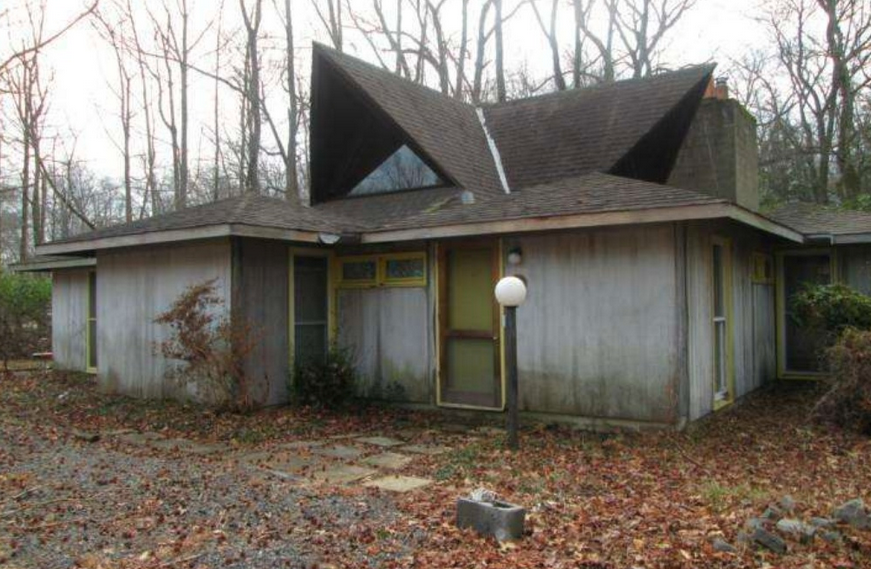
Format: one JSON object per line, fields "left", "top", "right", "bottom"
{"left": 768, "top": 202, "right": 871, "bottom": 241}
{"left": 36, "top": 47, "right": 809, "bottom": 256}
{"left": 483, "top": 65, "right": 715, "bottom": 189}
{"left": 312, "top": 44, "right": 505, "bottom": 201}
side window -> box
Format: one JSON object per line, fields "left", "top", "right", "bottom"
{"left": 87, "top": 271, "right": 97, "bottom": 371}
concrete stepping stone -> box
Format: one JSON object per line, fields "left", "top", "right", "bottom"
{"left": 355, "top": 436, "right": 404, "bottom": 448}
{"left": 364, "top": 475, "right": 433, "bottom": 492}
{"left": 400, "top": 444, "right": 451, "bottom": 456}
{"left": 312, "top": 445, "right": 364, "bottom": 460}
{"left": 312, "top": 465, "right": 376, "bottom": 485}
{"left": 362, "top": 452, "right": 413, "bottom": 470}
{"left": 148, "top": 438, "right": 228, "bottom": 455}
{"left": 276, "top": 440, "right": 323, "bottom": 450}
{"left": 117, "top": 432, "right": 164, "bottom": 445}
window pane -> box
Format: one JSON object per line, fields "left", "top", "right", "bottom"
{"left": 295, "top": 323, "right": 327, "bottom": 366}
{"left": 88, "top": 319, "right": 97, "bottom": 368}
{"left": 714, "top": 321, "right": 726, "bottom": 397}
{"left": 294, "top": 257, "right": 328, "bottom": 323}
{"left": 713, "top": 244, "right": 724, "bottom": 317}
{"left": 342, "top": 260, "right": 376, "bottom": 282}
{"left": 88, "top": 272, "right": 97, "bottom": 319}
{"left": 784, "top": 254, "right": 832, "bottom": 372}
{"left": 385, "top": 258, "right": 424, "bottom": 281}
{"left": 349, "top": 145, "right": 441, "bottom": 196}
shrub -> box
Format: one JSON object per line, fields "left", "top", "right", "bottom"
{"left": 815, "top": 328, "right": 871, "bottom": 434}
{"left": 0, "top": 272, "right": 52, "bottom": 370}
{"left": 290, "top": 346, "right": 357, "bottom": 409}
{"left": 154, "top": 279, "right": 261, "bottom": 411}
{"left": 791, "top": 283, "right": 871, "bottom": 343}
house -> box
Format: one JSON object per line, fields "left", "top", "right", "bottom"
{"left": 15, "top": 44, "right": 871, "bottom": 428}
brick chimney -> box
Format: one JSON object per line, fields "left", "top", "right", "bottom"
{"left": 668, "top": 76, "right": 759, "bottom": 211}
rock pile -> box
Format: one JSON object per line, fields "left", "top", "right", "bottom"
{"left": 711, "top": 496, "right": 870, "bottom": 555}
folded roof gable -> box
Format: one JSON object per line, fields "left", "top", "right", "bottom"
{"left": 482, "top": 65, "right": 715, "bottom": 190}
{"left": 310, "top": 44, "right": 505, "bottom": 202}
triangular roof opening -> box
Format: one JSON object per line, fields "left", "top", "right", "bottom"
{"left": 310, "top": 45, "right": 455, "bottom": 204}
{"left": 349, "top": 145, "right": 444, "bottom": 196}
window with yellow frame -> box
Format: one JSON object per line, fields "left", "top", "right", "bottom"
{"left": 336, "top": 252, "right": 427, "bottom": 288}
{"left": 751, "top": 252, "right": 774, "bottom": 284}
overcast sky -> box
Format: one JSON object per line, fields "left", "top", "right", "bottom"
{"left": 8, "top": 0, "right": 769, "bottom": 180}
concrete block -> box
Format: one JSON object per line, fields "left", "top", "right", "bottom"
{"left": 456, "top": 497, "right": 525, "bottom": 541}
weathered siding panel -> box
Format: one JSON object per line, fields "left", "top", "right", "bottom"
{"left": 687, "top": 221, "right": 775, "bottom": 419}
{"left": 337, "top": 287, "right": 432, "bottom": 403}
{"left": 839, "top": 246, "right": 871, "bottom": 294}
{"left": 506, "top": 225, "right": 680, "bottom": 423}
{"left": 52, "top": 269, "right": 89, "bottom": 372}
{"left": 97, "top": 240, "right": 232, "bottom": 399}
{"left": 237, "top": 238, "right": 289, "bottom": 405}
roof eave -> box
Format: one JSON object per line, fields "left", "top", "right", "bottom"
{"left": 10, "top": 256, "right": 97, "bottom": 273}
{"left": 36, "top": 223, "right": 328, "bottom": 256}
{"left": 359, "top": 202, "right": 805, "bottom": 244}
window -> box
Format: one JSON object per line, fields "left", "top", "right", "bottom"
{"left": 294, "top": 256, "right": 329, "bottom": 365}
{"left": 752, "top": 252, "right": 774, "bottom": 284}
{"left": 336, "top": 252, "right": 427, "bottom": 288}
{"left": 339, "top": 257, "right": 378, "bottom": 287}
{"left": 382, "top": 253, "right": 426, "bottom": 285}
{"left": 349, "top": 145, "right": 442, "bottom": 196}
{"left": 712, "top": 238, "right": 733, "bottom": 408}
{"left": 87, "top": 271, "right": 97, "bottom": 371}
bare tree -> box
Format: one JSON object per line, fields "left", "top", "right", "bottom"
{"left": 240, "top": 0, "right": 263, "bottom": 194}
{"left": 92, "top": 5, "right": 134, "bottom": 222}
{"left": 313, "top": 0, "right": 344, "bottom": 50}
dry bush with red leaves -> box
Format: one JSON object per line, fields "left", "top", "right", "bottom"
{"left": 154, "top": 278, "right": 262, "bottom": 411}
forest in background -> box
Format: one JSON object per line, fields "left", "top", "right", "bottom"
{"left": 0, "top": 0, "right": 869, "bottom": 265}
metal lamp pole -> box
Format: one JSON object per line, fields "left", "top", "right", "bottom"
{"left": 495, "top": 276, "right": 527, "bottom": 451}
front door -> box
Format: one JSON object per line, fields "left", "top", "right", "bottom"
{"left": 438, "top": 241, "right": 502, "bottom": 408}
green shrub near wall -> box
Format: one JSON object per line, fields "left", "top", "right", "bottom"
{"left": 791, "top": 283, "right": 871, "bottom": 433}
{"left": 0, "top": 272, "right": 52, "bottom": 367}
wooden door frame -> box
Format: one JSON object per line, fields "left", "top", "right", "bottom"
{"left": 435, "top": 238, "right": 505, "bottom": 411}
{"left": 775, "top": 247, "right": 836, "bottom": 380}
{"left": 288, "top": 247, "right": 336, "bottom": 371}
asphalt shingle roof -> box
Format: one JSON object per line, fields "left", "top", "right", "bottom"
{"left": 483, "top": 65, "right": 715, "bottom": 190}
{"left": 48, "top": 193, "right": 363, "bottom": 245}
{"left": 768, "top": 202, "right": 871, "bottom": 237}
{"left": 39, "top": 48, "right": 765, "bottom": 250}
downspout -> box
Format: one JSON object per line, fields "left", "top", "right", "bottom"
{"left": 675, "top": 222, "right": 691, "bottom": 429}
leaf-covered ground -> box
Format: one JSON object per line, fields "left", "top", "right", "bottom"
{"left": 1, "top": 371, "right": 869, "bottom": 568}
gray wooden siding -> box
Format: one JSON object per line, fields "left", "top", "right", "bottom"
{"left": 839, "top": 246, "right": 871, "bottom": 294}
{"left": 686, "top": 221, "right": 776, "bottom": 420}
{"left": 337, "top": 286, "right": 433, "bottom": 403}
{"left": 96, "top": 240, "right": 232, "bottom": 399}
{"left": 505, "top": 225, "right": 681, "bottom": 423}
{"left": 52, "top": 269, "right": 89, "bottom": 372}
{"left": 236, "top": 238, "right": 289, "bottom": 405}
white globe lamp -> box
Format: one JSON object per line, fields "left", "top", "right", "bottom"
{"left": 495, "top": 276, "right": 527, "bottom": 307}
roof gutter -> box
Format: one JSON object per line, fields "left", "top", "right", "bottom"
{"left": 10, "top": 256, "right": 96, "bottom": 273}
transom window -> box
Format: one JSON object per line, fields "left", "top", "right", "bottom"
{"left": 349, "top": 145, "right": 442, "bottom": 196}
{"left": 336, "top": 252, "right": 427, "bottom": 288}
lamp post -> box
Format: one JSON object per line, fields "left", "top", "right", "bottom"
{"left": 495, "top": 276, "right": 527, "bottom": 450}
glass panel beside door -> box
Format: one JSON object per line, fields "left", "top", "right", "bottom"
{"left": 293, "top": 256, "right": 329, "bottom": 366}
{"left": 782, "top": 253, "right": 832, "bottom": 374}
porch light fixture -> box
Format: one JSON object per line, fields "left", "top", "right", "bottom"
{"left": 317, "top": 232, "right": 342, "bottom": 245}
{"left": 507, "top": 247, "right": 523, "bottom": 266}
{"left": 495, "top": 276, "right": 528, "bottom": 450}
